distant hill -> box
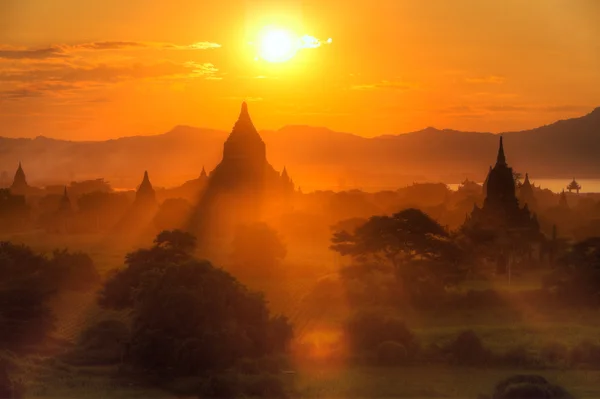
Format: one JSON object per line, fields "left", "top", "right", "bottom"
{"left": 0, "top": 108, "right": 599, "bottom": 192}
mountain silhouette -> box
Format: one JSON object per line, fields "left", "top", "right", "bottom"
{"left": 0, "top": 107, "right": 599, "bottom": 191}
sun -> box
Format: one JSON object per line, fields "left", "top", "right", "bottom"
{"left": 256, "top": 27, "right": 299, "bottom": 63}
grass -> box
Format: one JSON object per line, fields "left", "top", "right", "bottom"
{"left": 292, "top": 365, "right": 600, "bottom": 398}
{"left": 6, "top": 232, "right": 600, "bottom": 397}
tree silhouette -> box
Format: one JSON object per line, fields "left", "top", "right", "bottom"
{"left": 231, "top": 223, "right": 287, "bottom": 274}
{"left": 0, "top": 242, "right": 98, "bottom": 351}
{"left": 331, "top": 208, "right": 465, "bottom": 297}
{"left": 544, "top": 237, "right": 600, "bottom": 305}
{"left": 99, "top": 231, "right": 292, "bottom": 376}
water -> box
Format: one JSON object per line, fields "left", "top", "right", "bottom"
{"left": 448, "top": 178, "right": 600, "bottom": 193}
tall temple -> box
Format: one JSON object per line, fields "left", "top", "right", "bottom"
{"left": 189, "top": 102, "right": 295, "bottom": 249}
{"left": 463, "top": 137, "right": 541, "bottom": 271}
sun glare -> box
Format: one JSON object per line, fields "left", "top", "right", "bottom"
{"left": 257, "top": 27, "right": 299, "bottom": 63}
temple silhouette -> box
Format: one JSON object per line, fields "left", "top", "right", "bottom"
{"left": 463, "top": 136, "right": 541, "bottom": 273}
{"left": 188, "top": 102, "right": 295, "bottom": 251}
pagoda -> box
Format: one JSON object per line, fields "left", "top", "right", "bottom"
{"left": 558, "top": 189, "right": 569, "bottom": 208}
{"left": 463, "top": 137, "right": 541, "bottom": 272}
{"left": 58, "top": 186, "right": 72, "bottom": 213}
{"left": 10, "top": 162, "right": 30, "bottom": 194}
{"left": 134, "top": 170, "right": 157, "bottom": 207}
{"left": 567, "top": 178, "right": 581, "bottom": 194}
{"left": 518, "top": 173, "right": 537, "bottom": 210}
{"left": 189, "top": 102, "right": 295, "bottom": 247}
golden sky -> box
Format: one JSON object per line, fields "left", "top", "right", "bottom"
{"left": 1, "top": 0, "right": 600, "bottom": 140}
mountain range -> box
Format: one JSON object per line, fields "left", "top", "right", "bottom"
{"left": 1, "top": 107, "right": 599, "bottom": 192}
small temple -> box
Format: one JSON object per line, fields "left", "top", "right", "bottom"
{"left": 518, "top": 173, "right": 537, "bottom": 210}
{"left": 134, "top": 170, "right": 157, "bottom": 207}
{"left": 567, "top": 178, "right": 581, "bottom": 194}
{"left": 10, "top": 162, "right": 30, "bottom": 194}
{"left": 58, "top": 186, "right": 72, "bottom": 213}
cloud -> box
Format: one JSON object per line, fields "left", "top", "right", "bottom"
{"left": 0, "top": 61, "right": 220, "bottom": 102}
{"left": 0, "top": 47, "right": 67, "bottom": 60}
{"left": 0, "top": 61, "right": 219, "bottom": 84}
{"left": 351, "top": 80, "right": 412, "bottom": 91}
{"left": 71, "top": 41, "right": 147, "bottom": 50}
{"left": 464, "top": 75, "right": 505, "bottom": 84}
{"left": 0, "top": 89, "right": 44, "bottom": 100}
{"left": 0, "top": 41, "right": 222, "bottom": 59}
{"left": 439, "top": 103, "right": 593, "bottom": 116}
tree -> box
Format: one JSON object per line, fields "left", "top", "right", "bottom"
{"left": 231, "top": 223, "right": 287, "bottom": 274}
{"left": 544, "top": 237, "right": 600, "bottom": 305}
{"left": 331, "top": 208, "right": 459, "bottom": 271}
{"left": 0, "top": 242, "right": 99, "bottom": 351}
{"left": 99, "top": 231, "right": 293, "bottom": 376}
{"left": 331, "top": 208, "right": 466, "bottom": 299}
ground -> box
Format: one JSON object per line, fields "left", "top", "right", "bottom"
{"left": 3, "top": 232, "right": 600, "bottom": 398}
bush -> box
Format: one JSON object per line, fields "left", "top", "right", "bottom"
{"left": 344, "top": 310, "right": 417, "bottom": 356}
{"left": 443, "top": 330, "right": 490, "bottom": 366}
{"left": 244, "top": 374, "right": 288, "bottom": 399}
{"left": 540, "top": 342, "right": 569, "bottom": 366}
{"left": 65, "top": 319, "right": 130, "bottom": 365}
{"left": 0, "top": 355, "right": 24, "bottom": 399}
{"left": 500, "top": 345, "right": 539, "bottom": 368}
{"left": 570, "top": 340, "right": 600, "bottom": 367}
{"left": 200, "top": 373, "right": 241, "bottom": 399}
{"left": 236, "top": 355, "right": 290, "bottom": 375}
{"left": 492, "top": 375, "right": 573, "bottom": 399}
{"left": 198, "top": 372, "right": 288, "bottom": 399}
{"left": 376, "top": 341, "right": 407, "bottom": 366}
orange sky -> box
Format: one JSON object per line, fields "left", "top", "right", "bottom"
{"left": 1, "top": 0, "right": 600, "bottom": 140}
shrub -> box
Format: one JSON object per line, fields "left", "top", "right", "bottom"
{"left": 570, "top": 340, "right": 600, "bottom": 367}
{"left": 500, "top": 345, "right": 539, "bottom": 368}
{"left": 344, "top": 310, "right": 417, "bottom": 356}
{"left": 66, "top": 319, "right": 130, "bottom": 365}
{"left": 236, "top": 355, "right": 290, "bottom": 375}
{"left": 492, "top": 374, "right": 573, "bottom": 399}
{"left": 540, "top": 342, "right": 569, "bottom": 366}
{"left": 0, "top": 355, "right": 24, "bottom": 399}
{"left": 376, "top": 341, "right": 407, "bottom": 366}
{"left": 244, "top": 374, "right": 288, "bottom": 399}
{"left": 200, "top": 373, "right": 241, "bottom": 399}
{"left": 198, "top": 372, "right": 288, "bottom": 399}
{"left": 443, "top": 330, "right": 490, "bottom": 366}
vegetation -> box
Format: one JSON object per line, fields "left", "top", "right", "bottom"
{"left": 99, "top": 230, "right": 293, "bottom": 377}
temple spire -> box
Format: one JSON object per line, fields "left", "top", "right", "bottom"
{"left": 200, "top": 166, "right": 207, "bottom": 179}
{"left": 496, "top": 136, "right": 506, "bottom": 166}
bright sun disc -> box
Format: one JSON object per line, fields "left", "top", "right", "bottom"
{"left": 257, "top": 27, "right": 299, "bottom": 63}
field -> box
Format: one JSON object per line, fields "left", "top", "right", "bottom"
{"left": 4, "top": 232, "right": 600, "bottom": 398}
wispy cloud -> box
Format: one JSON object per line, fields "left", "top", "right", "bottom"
{"left": 351, "top": 80, "right": 412, "bottom": 91}
{"left": 0, "top": 47, "right": 67, "bottom": 60}
{"left": 0, "top": 41, "right": 221, "bottom": 60}
{"left": 464, "top": 75, "right": 505, "bottom": 84}
{"left": 440, "top": 103, "right": 593, "bottom": 115}
{"left": 0, "top": 61, "right": 219, "bottom": 84}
